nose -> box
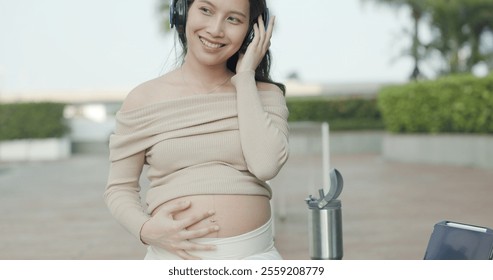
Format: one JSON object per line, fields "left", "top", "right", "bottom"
{"left": 206, "top": 17, "right": 225, "bottom": 37}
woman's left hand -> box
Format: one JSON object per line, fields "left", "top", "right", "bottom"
{"left": 236, "top": 15, "right": 275, "bottom": 73}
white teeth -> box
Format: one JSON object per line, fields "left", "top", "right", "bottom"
{"left": 200, "top": 37, "right": 223, "bottom": 49}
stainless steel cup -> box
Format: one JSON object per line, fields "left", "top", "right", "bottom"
{"left": 307, "top": 199, "right": 343, "bottom": 260}
{"left": 306, "top": 168, "right": 344, "bottom": 260}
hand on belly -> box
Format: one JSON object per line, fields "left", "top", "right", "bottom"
{"left": 141, "top": 200, "right": 220, "bottom": 260}
{"left": 142, "top": 195, "right": 271, "bottom": 259}
{"left": 171, "top": 195, "right": 271, "bottom": 238}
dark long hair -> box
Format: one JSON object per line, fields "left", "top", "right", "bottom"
{"left": 177, "top": 0, "right": 286, "bottom": 95}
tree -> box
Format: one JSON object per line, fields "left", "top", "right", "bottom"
{"left": 157, "top": 0, "right": 172, "bottom": 33}
{"left": 362, "top": 0, "right": 431, "bottom": 80}
{"left": 362, "top": 0, "right": 493, "bottom": 78}
{"left": 426, "top": 0, "right": 493, "bottom": 74}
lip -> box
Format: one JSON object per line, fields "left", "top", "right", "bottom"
{"left": 199, "top": 36, "right": 226, "bottom": 49}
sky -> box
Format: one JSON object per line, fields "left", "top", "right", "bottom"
{"left": 0, "top": 0, "right": 413, "bottom": 93}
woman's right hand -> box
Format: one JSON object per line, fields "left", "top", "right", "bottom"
{"left": 236, "top": 15, "right": 275, "bottom": 74}
{"left": 140, "top": 200, "right": 219, "bottom": 260}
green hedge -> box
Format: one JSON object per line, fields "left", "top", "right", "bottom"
{"left": 0, "top": 102, "right": 69, "bottom": 141}
{"left": 286, "top": 97, "right": 384, "bottom": 131}
{"left": 378, "top": 74, "right": 493, "bottom": 134}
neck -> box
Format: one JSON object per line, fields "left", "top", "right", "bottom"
{"left": 181, "top": 59, "right": 232, "bottom": 86}
{"left": 180, "top": 60, "right": 233, "bottom": 95}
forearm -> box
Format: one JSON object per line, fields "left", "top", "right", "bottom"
{"left": 232, "top": 71, "right": 289, "bottom": 181}
{"left": 104, "top": 151, "right": 150, "bottom": 240}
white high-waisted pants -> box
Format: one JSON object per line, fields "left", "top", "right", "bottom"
{"left": 144, "top": 218, "right": 282, "bottom": 260}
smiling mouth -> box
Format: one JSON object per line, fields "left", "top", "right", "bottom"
{"left": 199, "top": 37, "right": 225, "bottom": 49}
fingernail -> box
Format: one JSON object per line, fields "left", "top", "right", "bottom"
{"left": 208, "top": 210, "right": 215, "bottom": 215}
{"left": 213, "top": 226, "right": 220, "bottom": 231}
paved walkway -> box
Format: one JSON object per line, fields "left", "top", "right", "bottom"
{"left": 1, "top": 152, "right": 492, "bottom": 260}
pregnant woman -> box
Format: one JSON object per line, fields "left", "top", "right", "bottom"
{"left": 104, "top": 0, "right": 289, "bottom": 260}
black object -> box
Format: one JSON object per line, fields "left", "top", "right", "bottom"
{"left": 424, "top": 220, "right": 493, "bottom": 260}
{"left": 170, "top": 0, "right": 187, "bottom": 35}
{"left": 240, "top": 8, "right": 269, "bottom": 53}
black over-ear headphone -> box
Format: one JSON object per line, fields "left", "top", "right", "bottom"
{"left": 169, "top": 0, "right": 187, "bottom": 35}
{"left": 240, "top": 8, "right": 269, "bottom": 53}
{"left": 170, "top": 0, "right": 269, "bottom": 53}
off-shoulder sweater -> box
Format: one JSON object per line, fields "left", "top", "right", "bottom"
{"left": 104, "top": 71, "right": 289, "bottom": 240}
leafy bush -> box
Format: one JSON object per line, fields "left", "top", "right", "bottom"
{"left": 286, "top": 97, "right": 384, "bottom": 131}
{"left": 0, "top": 102, "right": 69, "bottom": 141}
{"left": 378, "top": 74, "right": 493, "bottom": 133}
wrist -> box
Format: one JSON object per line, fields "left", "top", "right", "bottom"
{"left": 139, "top": 219, "right": 152, "bottom": 245}
{"left": 231, "top": 70, "right": 256, "bottom": 87}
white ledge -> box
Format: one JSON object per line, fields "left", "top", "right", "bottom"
{"left": 0, "top": 138, "right": 71, "bottom": 162}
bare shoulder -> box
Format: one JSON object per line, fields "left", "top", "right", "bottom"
{"left": 120, "top": 79, "right": 157, "bottom": 112}
{"left": 256, "top": 81, "right": 284, "bottom": 95}
{"left": 120, "top": 71, "right": 180, "bottom": 112}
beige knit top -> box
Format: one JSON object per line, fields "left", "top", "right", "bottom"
{"left": 104, "top": 71, "right": 289, "bottom": 239}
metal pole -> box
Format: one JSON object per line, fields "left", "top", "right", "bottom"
{"left": 321, "top": 122, "right": 330, "bottom": 192}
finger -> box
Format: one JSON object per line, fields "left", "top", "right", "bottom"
{"left": 167, "top": 237, "right": 215, "bottom": 251}
{"left": 177, "top": 209, "right": 216, "bottom": 229}
{"left": 267, "top": 15, "right": 275, "bottom": 34}
{"left": 179, "top": 239, "right": 217, "bottom": 251}
{"left": 158, "top": 200, "right": 191, "bottom": 216}
{"left": 251, "top": 22, "right": 260, "bottom": 47}
{"left": 265, "top": 16, "right": 275, "bottom": 45}
{"left": 261, "top": 16, "right": 274, "bottom": 51}
{"left": 181, "top": 225, "right": 220, "bottom": 240}
{"left": 258, "top": 15, "right": 265, "bottom": 34}
{"left": 257, "top": 16, "right": 266, "bottom": 45}
{"left": 175, "top": 249, "right": 202, "bottom": 260}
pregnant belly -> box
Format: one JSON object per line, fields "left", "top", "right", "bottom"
{"left": 153, "top": 194, "right": 271, "bottom": 238}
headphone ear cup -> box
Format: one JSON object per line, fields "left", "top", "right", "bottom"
{"left": 177, "top": 0, "right": 187, "bottom": 34}
{"left": 240, "top": 8, "right": 270, "bottom": 53}
{"left": 240, "top": 28, "right": 255, "bottom": 53}
{"left": 169, "top": 0, "right": 176, "bottom": 28}
{"left": 170, "top": 0, "right": 187, "bottom": 35}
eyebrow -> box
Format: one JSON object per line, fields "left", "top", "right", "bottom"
{"left": 197, "top": 0, "right": 248, "bottom": 19}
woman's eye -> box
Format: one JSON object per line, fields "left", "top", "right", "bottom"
{"left": 227, "top": 17, "right": 240, "bottom": 24}
{"left": 199, "top": 7, "right": 212, "bottom": 15}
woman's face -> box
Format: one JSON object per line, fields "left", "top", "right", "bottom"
{"left": 185, "top": 0, "right": 250, "bottom": 67}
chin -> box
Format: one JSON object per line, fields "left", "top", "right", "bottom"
{"left": 195, "top": 51, "right": 239, "bottom": 67}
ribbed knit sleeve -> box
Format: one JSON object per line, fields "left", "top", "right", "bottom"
{"left": 231, "top": 71, "right": 290, "bottom": 181}
{"left": 104, "top": 149, "right": 150, "bottom": 241}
